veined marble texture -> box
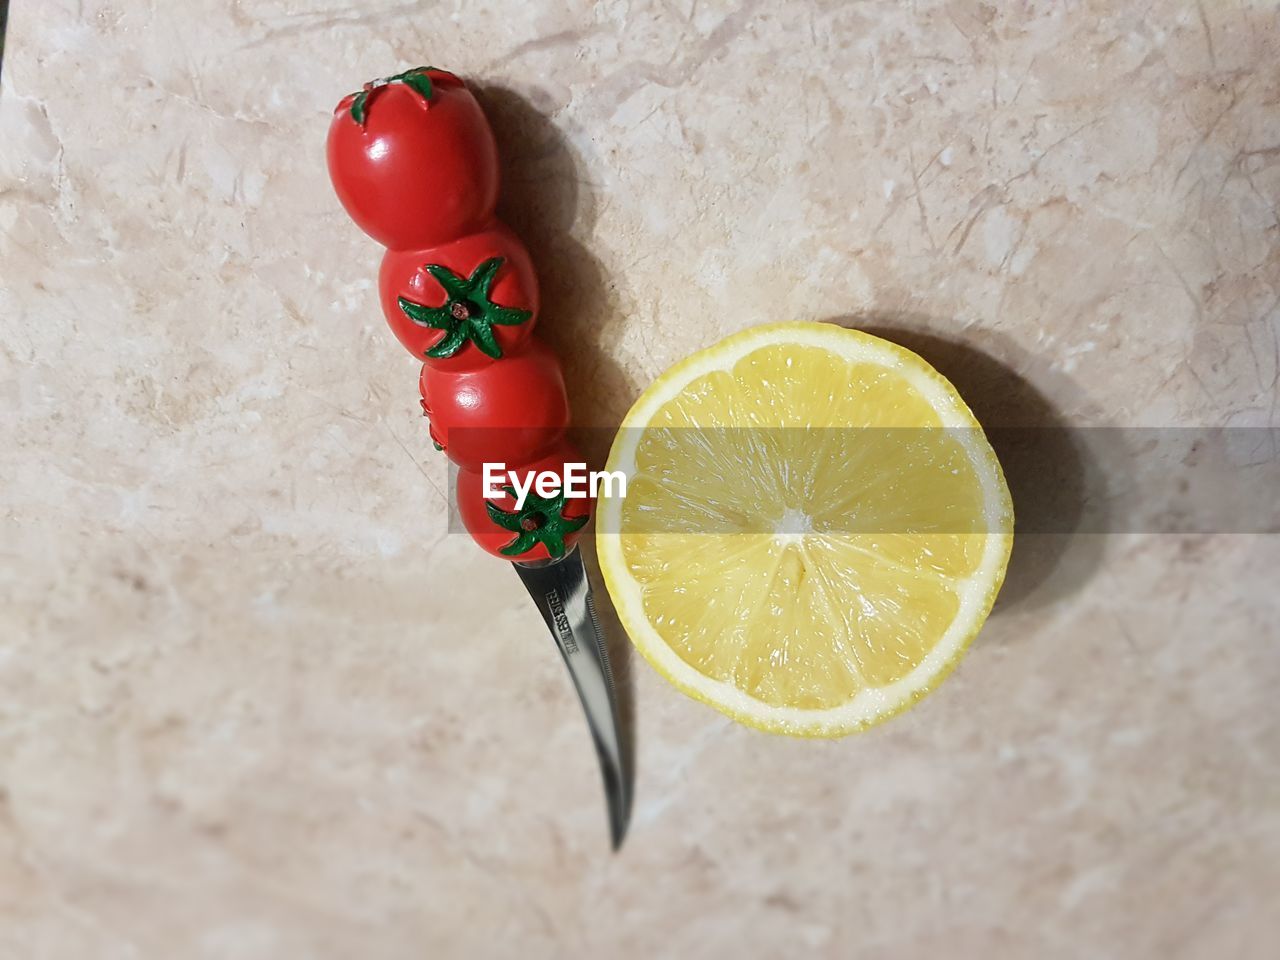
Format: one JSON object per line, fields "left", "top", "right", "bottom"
{"left": 1, "top": 1, "right": 1278, "bottom": 957}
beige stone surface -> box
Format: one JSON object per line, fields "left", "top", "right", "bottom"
{"left": 2, "top": 1, "right": 1279, "bottom": 957}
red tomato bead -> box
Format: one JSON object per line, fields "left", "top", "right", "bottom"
{"left": 456, "top": 441, "right": 593, "bottom": 561}
{"left": 326, "top": 68, "right": 499, "bottom": 250}
{"left": 421, "top": 338, "right": 570, "bottom": 471}
{"left": 416, "top": 365, "right": 445, "bottom": 450}
{"left": 381, "top": 224, "right": 538, "bottom": 369}
{"left": 418, "top": 363, "right": 431, "bottom": 414}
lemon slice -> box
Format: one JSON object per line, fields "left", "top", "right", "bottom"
{"left": 597, "top": 322, "right": 1013, "bottom": 737}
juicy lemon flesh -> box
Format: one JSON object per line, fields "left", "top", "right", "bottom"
{"left": 613, "top": 338, "right": 1006, "bottom": 717}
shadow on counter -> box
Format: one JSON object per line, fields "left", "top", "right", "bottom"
{"left": 0, "top": 2, "right": 8, "bottom": 80}
{"left": 473, "top": 83, "right": 641, "bottom": 831}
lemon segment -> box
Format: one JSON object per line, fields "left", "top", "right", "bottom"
{"left": 598, "top": 322, "right": 1013, "bottom": 737}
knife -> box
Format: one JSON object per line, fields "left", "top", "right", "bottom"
{"left": 324, "top": 65, "right": 633, "bottom": 849}
{"left": 514, "top": 548, "right": 631, "bottom": 848}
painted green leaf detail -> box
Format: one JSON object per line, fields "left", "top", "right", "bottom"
{"left": 424, "top": 328, "right": 467, "bottom": 359}
{"left": 486, "top": 485, "right": 588, "bottom": 559}
{"left": 398, "top": 257, "right": 533, "bottom": 360}
{"left": 350, "top": 90, "right": 369, "bottom": 126}
{"left": 398, "top": 298, "right": 451, "bottom": 328}
{"left": 485, "top": 489, "right": 526, "bottom": 532}
{"left": 467, "top": 257, "right": 502, "bottom": 295}
{"left": 345, "top": 66, "right": 439, "bottom": 126}
{"left": 502, "top": 532, "right": 539, "bottom": 556}
{"left": 424, "top": 263, "right": 471, "bottom": 300}
{"left": 469, "top": 322, "right": 502, "bottom": 359}
{"left": 400, "top": 70, "right": 434, "bottom": 101}
{"left": 490, "top": 307, "right": 532, "bottom": 327}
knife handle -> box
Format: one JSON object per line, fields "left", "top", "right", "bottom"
{"left": 326, "top": 66, "right": 591, "bottom": 561}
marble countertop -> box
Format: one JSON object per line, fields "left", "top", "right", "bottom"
{"left": 1, "top": 1, "right": 1277, "bottom": 957}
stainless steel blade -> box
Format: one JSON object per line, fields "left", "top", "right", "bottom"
{"left": 514, "top": 546, "right": 631, "bottom": 849}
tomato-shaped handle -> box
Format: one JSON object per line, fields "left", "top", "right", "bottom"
{"left": 420, "top": 338, "right": 570, "bottom": 470}
{"left": 327, "top": 66, "right": 592, "bottom": 560}
{"left": 327, "top": 67, "right": 499, "bottom": 250}
{"left": 456, "top": 442, "right": 593, "bottom": 561}
{"left": 380, "top": 225, "right": 539, "bottom": 368}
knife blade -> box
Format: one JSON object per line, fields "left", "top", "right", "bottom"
{"left": 514, "top": 546, "right": 631, "bottom": 849}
